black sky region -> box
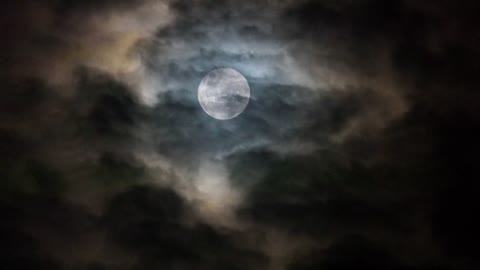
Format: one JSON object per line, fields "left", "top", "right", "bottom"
{"left": 1, "top": 1, "right": 480, "bottom": 270}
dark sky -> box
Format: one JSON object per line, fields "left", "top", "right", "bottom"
{"left": 1, "top": 0, "right": 480, "bottom": 269}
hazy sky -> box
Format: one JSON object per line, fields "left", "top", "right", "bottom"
{"left": 1, "top": 1, "right": 479, "bottom": 270}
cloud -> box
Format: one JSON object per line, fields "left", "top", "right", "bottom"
{"left": 1, "top": 0, "right": 173, "bottom": 96}
{"left": 2, "top": 1, "right": 480, "bottom": 270}
{"left": 103, "top": 185, "right": 267, "bottom": 270}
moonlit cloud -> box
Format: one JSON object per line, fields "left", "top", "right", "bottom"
{"left": 1, "top": 1, "right": 479, "bottom": 270}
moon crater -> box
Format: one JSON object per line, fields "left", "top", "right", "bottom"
{"left": 198, "top": 68, "right": 250, "bottom": 120}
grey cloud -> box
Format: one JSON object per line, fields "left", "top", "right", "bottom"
{"left": 2, "top": 1, "right": 480, "bottom": 270}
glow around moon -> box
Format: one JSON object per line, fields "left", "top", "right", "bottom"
{"left": 198, "top": 68, "right": 250, "bottom": 120}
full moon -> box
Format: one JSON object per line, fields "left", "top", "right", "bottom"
{"left": 198, "top": 68, "right": 250, "bottom": 120}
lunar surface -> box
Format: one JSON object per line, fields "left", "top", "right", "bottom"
{"left": 198, "top": 68, "right": 250, "bottom": 120}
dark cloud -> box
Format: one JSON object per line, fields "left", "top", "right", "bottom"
{"left": 103, "top": 186, "right": 267, "bottom": 270}
{"left": 0, "top": 185, "right": 267, "bottom": 270}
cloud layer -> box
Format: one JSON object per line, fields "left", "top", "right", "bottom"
{"left": 1, "top": 0, "right": 480, "bottom": 270}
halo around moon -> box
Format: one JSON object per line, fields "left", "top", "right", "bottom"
{"left": 198, "top": 68, "right": 250, "bottom": 120}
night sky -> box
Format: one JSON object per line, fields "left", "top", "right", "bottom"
{"left": 1, "top": 1, "right": 480, "bottom": 269}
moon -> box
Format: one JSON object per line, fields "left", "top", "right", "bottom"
{"left": 198, "top": 68, "right": 250, "bottom": 120}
